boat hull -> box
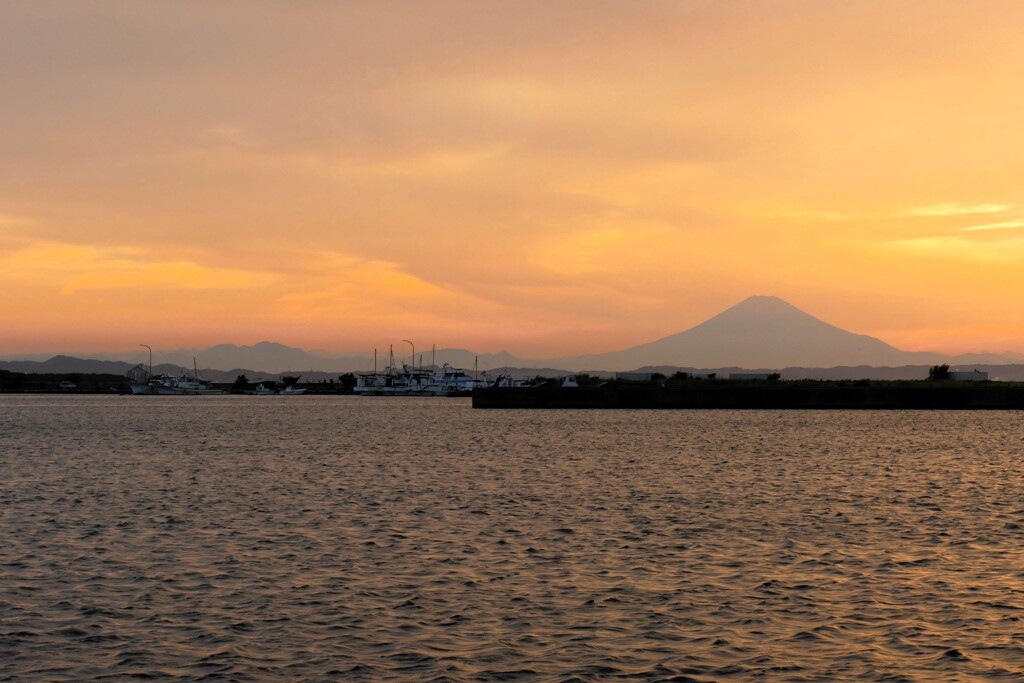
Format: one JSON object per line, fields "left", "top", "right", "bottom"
{"left": 129, "top": 378, "right": 225, "bottom": 395}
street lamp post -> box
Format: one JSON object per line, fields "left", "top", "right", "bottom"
{"left": 401, "top": 339, "right": 415, "bottom": 370}
{"left": 140, "top": 344, "right": 152, "bottom": 378}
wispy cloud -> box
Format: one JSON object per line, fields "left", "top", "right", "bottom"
{"left": 778, "top": 210, "right": 861, "bottom": 222}
{"left": 901, "top": 203, "right": 1013, "bottom": 217}
{"left": 957, "top": 220, "right": 1024, "bottom": 233}
{"left": 886, "top": 235, "right": 1024, "bottom": 263}
{"left": 0, "top": 241, "right": 273, "bottom": 294}
{"left": 0, "top": 214, "right": 34, "bottom": 227}
{"left": 779, "top": 203, "right": 1016, "bottom": 223}
{"left": 61, "top": 261, "right": 269, "bottom": 295}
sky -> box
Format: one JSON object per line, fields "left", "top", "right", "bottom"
{"left": 4, "top": 0, "right": 1024, "bottom": 358}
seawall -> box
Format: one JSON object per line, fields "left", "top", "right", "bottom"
{"left": 472, "top": 385, "right": 1024, "bottom": 409}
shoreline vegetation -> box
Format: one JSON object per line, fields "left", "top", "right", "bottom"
{"left": 0, "top": 370, "right": 357, "bottom": 395}
{"left": 6, "top": 367, "right": 1024, "bottom": 409}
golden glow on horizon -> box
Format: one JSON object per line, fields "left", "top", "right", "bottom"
{"left": 3, "top": 1, "right": 1024, "bottom": 357}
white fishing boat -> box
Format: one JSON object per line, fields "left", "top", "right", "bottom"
{"left": 354, "top": 346, "right": 486, "bottom": 397}
{"left": 354, "top": 363, "right": 434, "bottom": 395}
{"left": 127, "top": 353, "right": 225, "bottom": 395}
{"left": 142, "top": 374, "right": 226, "bottom": 395}
{"left": 421, "top": 362, "right": 488, "bottom": 395}
{"left": 254, "top": 383, "right": 307, "bottom": 395}
{"left": 490, "top": 373, "right": 529, "bottom": 388}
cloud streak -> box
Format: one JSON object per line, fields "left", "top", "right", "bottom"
{"left": 958, "top": 220, "right": 1024, "bottom": 233}
{"left": 903, "top": 203, "right": 1014, "bottom": 218}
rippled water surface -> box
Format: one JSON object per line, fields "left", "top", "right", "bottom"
{"left": 3, "top": 396, "right": 1024, "bottom": 681}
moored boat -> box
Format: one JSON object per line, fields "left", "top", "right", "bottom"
{"left": 127, "top": 355, "right": 225, "bottom": 395}
{"left": 424, "top": 362, "right": 488, "bottom": 395}
{"left": 354, "top": 363, "right": 434, "bottom": 395}
{"left": 354, "top": 361, "right": 487, "bottom": 396}
{"left": 254, "top": 383, "right": 307, "bottom": 395}
{"left": 131, "top": 374, "right": 225, "bottom": 395}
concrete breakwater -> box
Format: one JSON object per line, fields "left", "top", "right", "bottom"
{"left": 472, "top": 384, "right": 1024, "bottom": 409}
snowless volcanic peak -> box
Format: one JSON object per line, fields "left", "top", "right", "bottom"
{"left": 560, "top": 294, "right": 913, "bottom": 371}
{"left": 658, "top": 295, "right": 904, "bottom": 368}
{"left": 691, "top": 295, "right": 850, "bottom": 334}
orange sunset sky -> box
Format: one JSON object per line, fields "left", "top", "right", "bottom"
{"left": 3, "top": 1, "right": 1024, "bottom": 358}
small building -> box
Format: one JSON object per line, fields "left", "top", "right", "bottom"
{"left": 949, "top": 369, "right": 989, "bottom": 381}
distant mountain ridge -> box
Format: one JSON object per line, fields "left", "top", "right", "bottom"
{"left": 1, "top": 295, "right": 1019, "bottom": 374}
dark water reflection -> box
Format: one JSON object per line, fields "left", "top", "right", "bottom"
{"left": 3, "top": 396, "right": 1024, "bottom": 681}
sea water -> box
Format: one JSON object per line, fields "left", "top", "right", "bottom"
{"left": 2, "top": 395, "right": 1024, "bottom": 681}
